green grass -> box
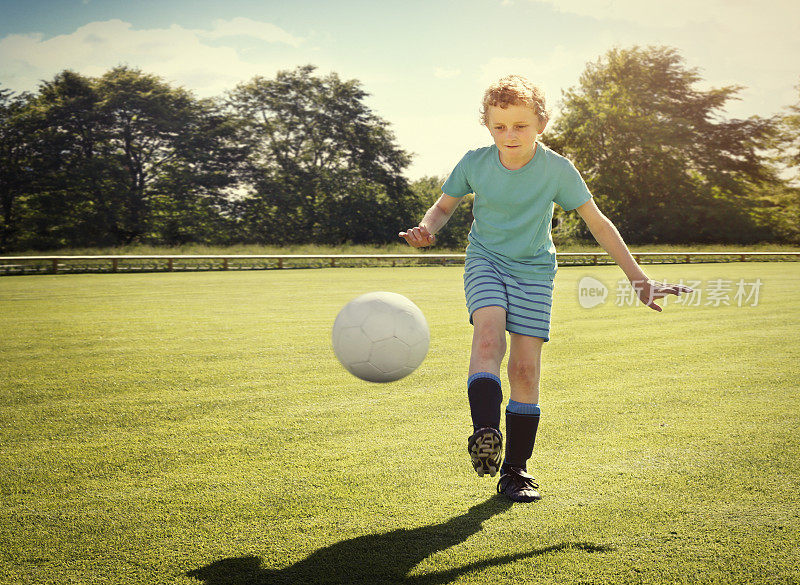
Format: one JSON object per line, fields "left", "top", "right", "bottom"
{"left": 1, "top": 263, "right": 799, "bottom": 584}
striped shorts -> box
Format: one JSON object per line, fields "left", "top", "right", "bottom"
{"left": 463, "top": 256, "right": 554, "bottom": 341}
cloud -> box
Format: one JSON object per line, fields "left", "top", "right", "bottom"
{"left": 203, "top": 17, "right": 303, "bottom": 47}
{"left": 532, "top": 0, "right": 798, "bottom": 29}
{"left": 0, "top": 18, "right": 303, "bottom": 96}
{"left": 434, "top": 67, "right": 461, "bottom": 79}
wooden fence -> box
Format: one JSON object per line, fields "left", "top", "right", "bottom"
{"left": 0, "top": 252, "right": 799, "bottom": 275}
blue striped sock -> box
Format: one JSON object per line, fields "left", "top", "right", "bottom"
{"left": 506, "top": 399, "right": 541, "bottom": 416}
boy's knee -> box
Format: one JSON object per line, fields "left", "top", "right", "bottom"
{"left": 474, "top": 329, "right": 506, "bottom": 359}
{"left": 507, "top": 358, "right": 539, "bottom": 384}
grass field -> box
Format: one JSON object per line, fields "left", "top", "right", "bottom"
{"left": 1, "top": 263, "right": 799, "bottom": 584}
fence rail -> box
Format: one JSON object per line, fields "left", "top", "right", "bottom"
{"left": 1, "top": 252, "right": 799, "bottom": 275}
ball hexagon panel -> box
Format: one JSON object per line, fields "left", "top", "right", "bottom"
{"left": 407, "top": 338, "right": 430, "bottom": 369}
{"left": 369, "top": 337, "right": 411, "bottom": 374}
{"left": 395, "top": 309, "right": 429, "bottom": 346}
{"left": 361, "top": 301, "right": 398, "bottom": 342}
{"left": 335, "top": 299, "right": 368, "bottom": 328}
{"left": 332, "top": 326, "right": 371, "bottom": 365}
{"left": 347, "top": 361, "right": 388, "bottom": 383}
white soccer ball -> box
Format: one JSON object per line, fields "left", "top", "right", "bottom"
{"left": 332, "top": 291, "right": 430, "bottom": 383}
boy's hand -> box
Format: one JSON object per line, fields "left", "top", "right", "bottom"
{"left": 399, "top": 226, "right": 436, "bottom": 248}
{"left": 632, "top": 279, "right": 694, "bottom": 312}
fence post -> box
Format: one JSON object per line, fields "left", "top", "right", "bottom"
{"left": 278, "top": 258, "right": 283, "bottom": 269}
{"left": 112, "top": 259, "right": 118, "bottom": 273}
{"left": 51, "top": 259, "right": 58, "bottom": 274}
{"left": 686, "top": 254, "right": 691, "bottom": 264}
{"left": 223, "top": 258, "right": 229, "bottom": 270}
{"left": 168, "top": 258, "right": 174, "bottom": 271}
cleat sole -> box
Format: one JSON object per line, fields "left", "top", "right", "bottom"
{"left": 468, "top": 428, "right": 503, "bottom": 478}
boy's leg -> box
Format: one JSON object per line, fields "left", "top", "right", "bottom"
{"left": 466, "top": 306, "right": 507, "bottom": 477}
{"left": 497, "top": 333, "right": 543, "bottom": 501}
{"left": 468, "top": 305, "right": 507, "bottom": 378}
{"left": 507, "top": 332, "right": 543, "bottom": 405}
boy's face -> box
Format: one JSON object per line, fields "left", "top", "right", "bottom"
{"left": 485, "top": 104, "right": 546, "bottom": 163}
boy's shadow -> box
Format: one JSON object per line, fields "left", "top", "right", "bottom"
{"left": 187, "top": 495, "right": 612, "bottom": 585}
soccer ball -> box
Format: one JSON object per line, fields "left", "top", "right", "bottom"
{"left": 332, "top": 291, "right": 430, "bottom": 383}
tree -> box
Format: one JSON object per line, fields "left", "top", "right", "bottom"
{"left": 757, "top": 82, "right": 800, "bottom": 244}
{"left": 409, "top": 176, "right": 473, "bottom": 249}
{"left": 0, "top": 87, "right": 34, "bottom": 251}
{"left": 3, "top": 67, "right": 249, "bottom": 250}
{"left": 777, "top": 81, "right": 800, "bottom": 181}
{"left": 11, "top": 71, "right": 114, "bottom": 249}
{"left": 146, "top": 96, "right": 252, "bottom": 245}
{"left": 545, "top": 46, "right": 780, "bottom": 244}
{"left": 228, "top": 65, "right": 418, "bottom": 244}
{"left": 96, "top": 66, "right": 232, "bottom": 244}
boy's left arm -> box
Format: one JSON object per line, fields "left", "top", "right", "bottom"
{"left": 575, "top": 199, "right": 693, "bottom": 312}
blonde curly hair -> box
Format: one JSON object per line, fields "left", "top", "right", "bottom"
{"left": 480, "top": 75, "right": 550, "bottom": 126}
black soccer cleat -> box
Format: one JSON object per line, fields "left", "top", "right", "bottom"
{"left": 467, "top": 427, "right": 503, "bottom": 477}
{"left": 497, "top": 466, "right": 541, "bottom": 502}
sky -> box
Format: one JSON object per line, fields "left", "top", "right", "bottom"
{"left": 1, "top": 0, "right": 798, "bottom": 180}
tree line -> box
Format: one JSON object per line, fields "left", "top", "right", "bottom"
{"left": 1, "top": 46, "right": 798, "bottom": 252}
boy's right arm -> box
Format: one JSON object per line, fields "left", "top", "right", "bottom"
{"left": 399, "top": 194, "right": 462, "bottom": 248}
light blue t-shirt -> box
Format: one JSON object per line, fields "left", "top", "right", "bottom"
{"left": 442, "top": 142, "right": 592, "bottom": 281}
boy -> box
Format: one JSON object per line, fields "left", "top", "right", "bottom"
{"left": 399, "top": 75, "right": 692, "bottom": 503}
